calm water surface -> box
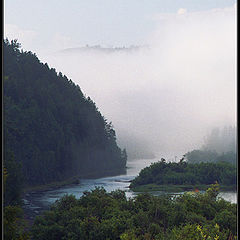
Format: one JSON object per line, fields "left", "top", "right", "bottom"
{"left": 23, "top": 157, "right": 237, "bottom": 220}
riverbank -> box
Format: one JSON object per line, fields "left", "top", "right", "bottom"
{"left": 23, "top": 168, "right": 126, "bottom": 194}
{"left": 21, "top": 160, "right": 237, "bottom": 230}
{"left": 130, "top": 183, "right": 237, "bottom": 193}
{"left": 23, "top": 176, "right": 80, "bottom": 194}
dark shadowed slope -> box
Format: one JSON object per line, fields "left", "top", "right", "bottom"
{"left": 3, "top": 39, "right": 127, "bottom": 191}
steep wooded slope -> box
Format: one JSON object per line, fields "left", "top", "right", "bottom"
{"left": 3, "top": 40, "right": 127, "bottom": 188}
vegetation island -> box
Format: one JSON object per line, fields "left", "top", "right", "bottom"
{"left": 129, "top": 158, "right": 236, "bottom": 193}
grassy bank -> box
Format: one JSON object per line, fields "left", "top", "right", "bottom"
{"left": 23, "top": 168, "right": 126, "bottom": 194}
{"left": 130, "top": 183, "right": 236, "bottom": 193}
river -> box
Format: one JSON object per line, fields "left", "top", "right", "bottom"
{"left": 22, "top": 157, "right": 237, "bottom": 222}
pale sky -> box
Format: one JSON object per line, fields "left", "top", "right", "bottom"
{"left": 4, "top": 0, "right": 236, "bottom": 53}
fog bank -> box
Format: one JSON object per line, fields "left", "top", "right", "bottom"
{"left": 38, "top": 6, "right": 236, "bottom": 159}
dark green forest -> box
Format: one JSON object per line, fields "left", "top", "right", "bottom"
{"left": 130, "top": 159, "right": 236, "bottom": 191}
{"left": 30, "top": 184, "right": 237, "bottom": 240}
{"left": 3, "top": 39, "right": 127, "bottom": 204}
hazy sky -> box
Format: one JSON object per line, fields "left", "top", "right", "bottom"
{"left": 4, "top": 0, "right": 236, "bottom": 52}
{"left": 4, "top": 1, "right": 237, "bottom": 160}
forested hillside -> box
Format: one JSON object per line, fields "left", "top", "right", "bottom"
{"left": 3, "top": 39, "right": 127, "bottom": 193}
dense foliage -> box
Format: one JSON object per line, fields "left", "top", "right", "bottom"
{"left": 31, "top": 184, "right": 237, "bottom": 239}
{"left": 3, "top": 150, "right": 23, "bottom": 206}
{"left": 3, "top": 39, "right": 127, "bottom": 190}
{"left": 3, "top": 155, "right": 30, "bottom": 240}
{"left": 130, "top": 159, "right": 236, "bottom": 189}
{"left": 3, "top": 205, "right": 30, "bottom": 240}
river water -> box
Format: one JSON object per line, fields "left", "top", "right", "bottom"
{"left": 22, "top": 157, "right": 237, "bottom": 222}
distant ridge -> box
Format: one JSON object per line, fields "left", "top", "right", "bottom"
{"left": 58, "top": 45, "right": 149, "bottom": 54}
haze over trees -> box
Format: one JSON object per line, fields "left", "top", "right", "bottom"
{"left": 3, "top": 39, "right": 127, "bottom": 192}
{"left": 202, "top": 126, "right": 236, "bottom": 154}
{"left": 185, "top": 126, "right": 237, "bottom": 165}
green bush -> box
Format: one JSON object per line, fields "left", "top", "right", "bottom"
{"left": 31, "top": 184, "right": 237, "bottom": 239}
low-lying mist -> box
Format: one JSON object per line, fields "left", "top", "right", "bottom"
{"left": 38, "top": 6, "right": 236, "bottom": 160}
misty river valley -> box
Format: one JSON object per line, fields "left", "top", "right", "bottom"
{"left": 4, "top": 2, "right": 237, "bottom": 238}
{"left": 22, "top": 157, "right": 237, "bottom": 223}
